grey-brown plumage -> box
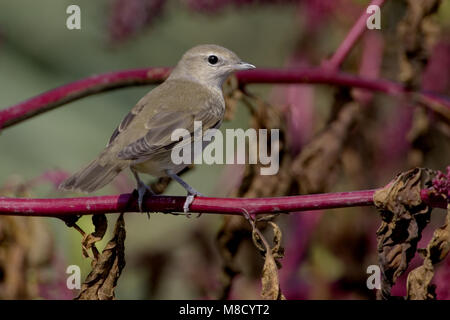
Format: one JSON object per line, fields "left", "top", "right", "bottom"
{"left": 59, "top": 44, "right": 255, "bottom": 212}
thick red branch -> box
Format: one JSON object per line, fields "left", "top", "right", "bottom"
{"left": 1, "top": 67, "right": 449, "bottom": 130}
{"left": 0, "top": 189, "right": 446, "bottom": 218}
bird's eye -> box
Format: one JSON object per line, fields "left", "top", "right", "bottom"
{"left": 208, "top": 55, "right": 219, "bottom": 65}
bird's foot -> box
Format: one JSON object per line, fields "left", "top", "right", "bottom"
{"left": 183, "top": 191, "right": 204, "bottom": 217}
{"left": 163, "top": 169, "right": 203, "bottom": 217}
{"left": 136, "top": 182, "right": 155, "bottom": 218}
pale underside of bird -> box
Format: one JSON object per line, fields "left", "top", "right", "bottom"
{"left": 59, "top": 44, "right": 255, "bottom": 213}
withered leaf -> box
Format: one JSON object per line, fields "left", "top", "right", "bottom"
{"left": 251, "top": 221, "right": 285, "bottom": 300}
{"left": 150, "top": 176, "right": 171, "bottom": 195}
{"left": 396, "top": 1, "right": 443, "bottom": 167}
{"left": 216, "top": 215, "right": 251, "bottom": 299}
{"left": 0, "top": 217, "right": 34, "bottom": 299}
{"left": 291, "top": 100, "right": 361, "bottom": 194}
{"left": 216, "top": 93, "right": 291, "bottom": 299}
{"left": 76, "top": 213, "right": 126, "bottom": 300}
{"left": 374, "top": 168, "right": 434, "bottom": 299}
{"left": 269, "top": 221, "right": 284, "bottom": 261}
{"left": 407, "top": 204, "right": 450, "bottom": 300}
{"left": 81, "top": 214, "right": 107, "bottom": 260}
{"left": 0, "top": 181, "right": 54, "bottom": 299}
{"left": 234, "top": 95, "right": 292, "bottom": 198}
{"left": 261, "top": 250, "right": 284, "bottom": 300}
{"left": 223, "top": 75, "right": 242, "bottom": 121}
{"left": 397, "top": 0, "right": 441, "bottom": 88}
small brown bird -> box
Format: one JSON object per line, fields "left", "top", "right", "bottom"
{"left": 59, "top": 44, "right": 255, "bottom": 212}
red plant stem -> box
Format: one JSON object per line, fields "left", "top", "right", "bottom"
{"left": 1, "top": 67, "right": 449, "bottom": 130}
{"left": 237, "top": 68, "right": 402, "bottom": 94}
{"left": 0, "top": 67, "right": 171, "bottom": 130}
{"left": 0, "top": 189, "right": 446, "bottom": 218}
{"left": 323, "top": 0, "right": 387, "bottom": 70}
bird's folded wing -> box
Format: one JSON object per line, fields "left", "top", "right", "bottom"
{"left": 116, "top": 107, "right": 221, "bottom": 161}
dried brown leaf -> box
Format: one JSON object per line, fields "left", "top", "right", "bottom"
{"left": 251, "top": 220, "right": 285, "bottom": 300}
{"left": 223, "top": 75, "right": 242, "bottom": 121}
{"left": 215, "top": 215, "right": 251, "bottom": 299}
{"left": 406, "top": 108, "right": 431, "bottom": 167}
{"left": 81, "top": 214, "right": 107, "bottom": 261}
{"left": 215, "top": 94, "right": 291, "bottom": 299}
{"left": 215, "top": 92, "right": 291, "bottom": 299}
{"left": 0, "top": 184, "right": 53, "bottom": 299}
{"left": 407, "top": 204, "right": 450, "bottom": 300}
{"left": 374, "top": 168, "right": 434, "bottom": 299}
{"left": 150, "top": 176, "right": 171, "bottom": 194}
{"left": 291, "top": 100, "right": 361, "bottom": 194}
{"left": 233, "top": 95, "right": 292, "bottom": 198}
{"left": 269, "top": 222, "right": 284, "bottom": 259}
{"left": 397, "top": 0, "right": 441, "bottom": 88}
{"left": 261, "top": 250, "right": 285, "bottom": 300}
{"left": 397, "top": 0, "right": 442, "bottom": 166}
{"left": 76, "top": 213, "right": 126, "bottom": 300}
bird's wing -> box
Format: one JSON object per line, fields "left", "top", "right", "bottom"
{"left": 113, "top": 81, "right": 223, "bottom": 161}
{"left": 117, "top": 109, "right": 221, "bottom": 160}
{"left": 107, "top": 100, "right": 146, "bottom": 147}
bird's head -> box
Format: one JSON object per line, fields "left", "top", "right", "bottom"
{"left": 168, "top": 44, "right": 255, "bottom": 88}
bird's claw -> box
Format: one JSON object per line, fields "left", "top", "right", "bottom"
{"left": 183, "top": 194, "right": 195, "bottom": 215}
{"left": 183, "top": 192, "right": 204, "bottom": 217}
{"left": 136, "top": 182, "right": 154, "bottom": 218}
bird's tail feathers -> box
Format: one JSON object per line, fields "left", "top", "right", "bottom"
{"left": 59, "top": 157, "right": 128, "bottom": 193}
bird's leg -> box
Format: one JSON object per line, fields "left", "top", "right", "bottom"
{"left": 165, "top": 169, "right": 204, "bottom": 214}
{"left": 131, "top": 168, "right": 155, "bottom": 216}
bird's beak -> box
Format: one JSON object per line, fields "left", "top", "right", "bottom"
{"left": 234, "top": 61, "right": 256, "bottom": 70}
